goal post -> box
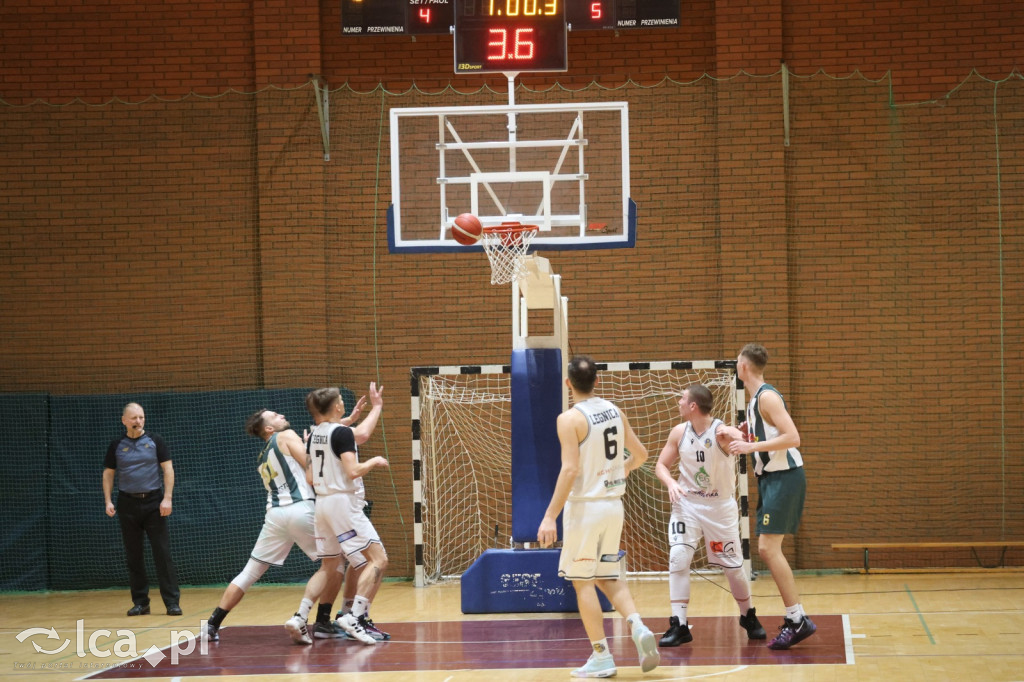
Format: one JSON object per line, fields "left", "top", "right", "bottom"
{"left": 410, "top": 360, "right": 749, "bottom": 587}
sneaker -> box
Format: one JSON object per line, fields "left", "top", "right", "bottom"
{"left": 630, "top": 623, "right": 660, "bottom": 673}
{"left": 126, "top": 604, "right": 150, "bottom": 616}
{"left": 571, "top": 652, "right": 617, "bottom": 678}
{"left": 284, "top": 614, "right": 313, "bottom": 645}
{"left": 312, "top": 620, "right": 349, "bottom": 639}
{"left": 166, "top": 604, "right": 183, "bottom": 616}
{"left": 768, "top": 616, "right": 817, "bottom": 650}
{"left": 358, "top": 615, "right": 391, "bottom": 641}
{"left": 739, "top": 607, "right": 766, "bottom": 639}
{"left": 658, "top": 616, "right": 692, "bottom": 647}
{"left": 200, "top": 622, "right": 219, "bottom": 643}
{"left": 336, "top": 613, "right": 377, "bottom": 646}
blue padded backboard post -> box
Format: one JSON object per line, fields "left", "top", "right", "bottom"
{"left": 510, "top": 347, "right": 564, "bottom": 542}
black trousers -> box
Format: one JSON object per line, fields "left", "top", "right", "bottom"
{"left": 117, "top": 493, "right": 180, "bottom": 607}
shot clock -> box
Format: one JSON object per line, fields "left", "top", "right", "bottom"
{"left": 453, "top": 0, "right": 567, "bottom": 74}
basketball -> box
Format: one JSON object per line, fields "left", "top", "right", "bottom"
{"left": 452, "top": 213, "right": 483, "bottom": 246}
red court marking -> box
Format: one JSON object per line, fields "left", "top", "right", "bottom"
{"left": 87, "top": 615, "right": 847, "bottom": 678}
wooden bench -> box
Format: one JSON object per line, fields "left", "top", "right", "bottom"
{"left": 831, "top": 541, "right": 1024, "bottom": 572}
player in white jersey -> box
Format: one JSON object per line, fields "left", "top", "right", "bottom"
{"left": 653, "top": 384, "right": 765, "bottom": 647}
{"left": 201, "top": 407, "right": 356, "bottom": 645}
{"left": 538, "top": 355, "right": 659, "bottom": 678}
{"left": 727, "top": 343, "right": 815, "bottom": 650}
{"left": 304, "top": 383, "right": 389, "bottom": 645}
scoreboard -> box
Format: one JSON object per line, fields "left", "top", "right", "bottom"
{"left": 340, "top": 0, "right": 679, "bottom": 35}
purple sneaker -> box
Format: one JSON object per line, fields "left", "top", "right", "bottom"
{"left": 358, "top": 615, "right": 391, "bottom": 641}
{"left": 768, "top": 616, "right": 816, "bottom": 650}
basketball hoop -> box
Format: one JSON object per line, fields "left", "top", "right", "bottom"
{"left": 480, "top": 222, "right": 539, "bottom": 285}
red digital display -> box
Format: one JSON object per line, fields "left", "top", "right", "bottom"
{"left": 454, "top": 0, "right": 567, "bottom": 74}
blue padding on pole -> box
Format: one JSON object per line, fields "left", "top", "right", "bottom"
{"left": 461, "top": 549, "right": 612, "bottom": 613}
{"left": 510, "top": 348, "right": 563, "bottom": 543}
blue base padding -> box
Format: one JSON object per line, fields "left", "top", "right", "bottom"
{"left": 461, "top": 549, "right": 613, "bottom": 614}
{"left": 510, "top": 348, "right": 564, "bottom": 543}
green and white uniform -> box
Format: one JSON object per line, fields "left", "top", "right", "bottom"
{"left": 250, "top": 433, "right": 318, "bottom": 565}
{"left": 747, "top": 384, "right": 806, "bottom": 536}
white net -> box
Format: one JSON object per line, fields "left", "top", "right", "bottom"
{"left": 480, "top": 224, "right": 539, "bottom": 285}
{"left": 416, "top": 361, "right": 743, "bottom": 584}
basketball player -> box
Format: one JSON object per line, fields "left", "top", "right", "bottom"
{"left": 538, "top": 355, "right": 660, "bottom": 678}
{"left": 727, "top": 343, "right": 815, "bottom": 650}
{"left": 200, "top": 405, "right": 361, "bottom": 644}
{"left": 653, "top": 384, "right": 765, "bottom": 646}
{"left": 304, "top": 383, "right": 390, "bottom": 645}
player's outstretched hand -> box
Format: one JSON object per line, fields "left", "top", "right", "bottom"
{"left": 343, "top": 394, "right": 368, "bottom": 425}
{"left": 369, "top": 382, "right": 384, "bottom": 407}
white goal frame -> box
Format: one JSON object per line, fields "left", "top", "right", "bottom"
{"left": 410, "top": 360, "right": 749, "bottom": 588}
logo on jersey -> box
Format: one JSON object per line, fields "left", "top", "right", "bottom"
{"left": 694, "top": 466, "right": 711, "bottom": 491}
{"left": 703, "top": 437, "right": 713, "bottom": 449}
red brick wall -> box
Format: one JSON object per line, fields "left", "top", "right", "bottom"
{"left": 1, "top": 1, "right": 1022, "bottom": 577}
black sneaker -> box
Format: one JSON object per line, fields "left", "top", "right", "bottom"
{"left": 127, "top": 604, "right": 150, "bottom": 616}
{"left": 166, "top": 604, "right": 183, "bottom": 616}
{"left": 200, "top": 622, "right": 220, "bottom": 642}
{"left": 768, "top": 616, "right": 816, "bottom": 650}
{"left": 739, "top": 607, "right": 766, "bottom": 639}
{"left": 658, "top": 616, "right": 692, "bottom": 647}
{"left": 312, "top": 620, "right": 349, "bottom": 639}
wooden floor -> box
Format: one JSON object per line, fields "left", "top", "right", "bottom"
{"left": 2, "top": 571, "right": 1022, "bottom": 681}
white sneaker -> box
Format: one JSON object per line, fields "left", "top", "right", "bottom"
{"left": 571, "top": 652, "right": 617, "bottom": 678}
{"left": 336, "top": 613, "right": 377, "bottom": 645}
{"left": 284, "top": 614, "right": 312, "bottom": 645}
{"left": 630, "top": 623, "right": 660, "bottom": 673}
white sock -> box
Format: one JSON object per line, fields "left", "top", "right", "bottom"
{"left": 671, "top": 602, "right": 688, "bottom": 625}
{"left": 297, "top": 598, "right": 314, "bottom": 620}
{"left": 592, "top": 638, "right": 612, "bottom": 657}
{"left": 785, "top": 603, "right": 805, "bottom": 622}
{"left": 625, "top": 612, "right": 643, "bottom": 631}
{"left": 351, "top": 595, "right": 370, "bottom": 619}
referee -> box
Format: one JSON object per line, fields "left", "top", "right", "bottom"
{"left": 102, "top": 403, "right": 181, "bottom": 616}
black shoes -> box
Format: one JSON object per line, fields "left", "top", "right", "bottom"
{"left": 739, "top": 607, "right": 767, "bottom": 639}
{"left": 166, "top": 604, "right": 183, "bottom": 616}
{"left": 127, "top": 604, "right": 150, "bottom": 616}
{"left": 658, "top": 616, "right": 693, "bottom": 646}
{"left": 768, "top": 616, "right": 817, "bottom": 650}
{"left": 201, "top": 622, "right": 220, "bottom": 642}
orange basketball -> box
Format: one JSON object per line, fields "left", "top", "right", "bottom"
{"left": 452, "top": 213, "right": 483, "bottom": 246}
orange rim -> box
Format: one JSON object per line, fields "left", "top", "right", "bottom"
{"left": 481, "top": 222, "right": 539, "bottom": 236}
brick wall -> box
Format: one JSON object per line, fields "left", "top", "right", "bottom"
{"left": 1, "top": 1, "right": 1021, "bottom": 578}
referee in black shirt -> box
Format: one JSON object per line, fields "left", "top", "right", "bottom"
{"left": 103, "top": 403, "right": 181, "bottom": 616}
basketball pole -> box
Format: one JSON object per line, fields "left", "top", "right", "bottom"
{"left": 504, "top": 72, "right": 519, "bottom": 174}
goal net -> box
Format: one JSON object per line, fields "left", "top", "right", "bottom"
{"left": 411, "top": 361, "right": 746, "bottom": 586}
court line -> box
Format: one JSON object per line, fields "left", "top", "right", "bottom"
{"left": 842, "top": 613, "right": 856, "bottom": 664}
{"left": 903, "top": 584, "right": 936, "bottom": 644}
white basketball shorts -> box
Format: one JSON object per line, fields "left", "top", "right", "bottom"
{"left": 250, "top": 499, "right": 318, "bottom": 565}
{"left": 558, "top": 497, "right": 625, "bottom": 581}
{"left": 314, "top": 493, "right": 380, "bottom": 568}
{"left": 669, "top": 495, "right": 743, "bottom": 569}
